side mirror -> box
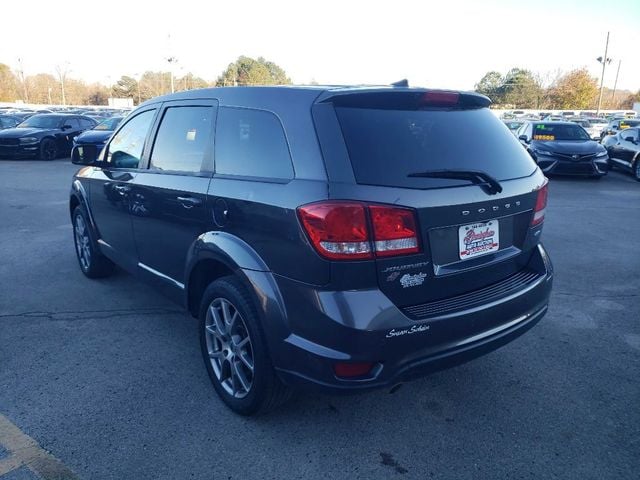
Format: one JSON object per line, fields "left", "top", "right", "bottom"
{"left": 62, "top": 124, "right": 73, "bottom": 130}
{"left": 71, "top": 144, "right": 99, "bottom": 165}
{"left": 518, "top": 134, "right": 529, "bottom": 143}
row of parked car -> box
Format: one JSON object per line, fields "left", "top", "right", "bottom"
{"left": 503, "top": 116, "right": 640, "bottom": 181}
{"left": 0, "top": 109, "right": 125, "bottom": 160}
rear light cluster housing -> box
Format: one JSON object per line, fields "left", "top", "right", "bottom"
{"left": 531, "top": 180, "right": 548, "bottom": 226}
{"left": 297, "top": 201, "right": 420, "bottom": 260}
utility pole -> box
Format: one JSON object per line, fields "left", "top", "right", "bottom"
{"left": 596, "top": 32, "right": 611, "bottom": 115}
{"left": 611, "top": 60, "right": 621, "bottom": 107}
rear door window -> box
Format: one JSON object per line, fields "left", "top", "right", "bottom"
{"left": 335, "top": 107, "right": 536, "bottom": 189}
{"left": 215, "top": 107, "right": 293, "bottom": 180}
{"left": 150, "top": 106, "right": 215, "bottom": 173}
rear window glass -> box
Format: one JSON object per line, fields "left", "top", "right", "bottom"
{"left": 336, "top": 107, "right": 536, "bottom": 189}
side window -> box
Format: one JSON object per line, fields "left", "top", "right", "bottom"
{"left": 150, "top": 106, "right": 214, "bottom": 173}
{"left": 79, "top": 118, "right": 94, "bottom": 129}
{"left": 65, "top": 118, "right": 81, "bottom": 129}
{"left": 623, "top": 128, "right": 639, "bottom": 141}
{"left": 106, "top": 109, "right": 155, "bottom": 169}
{"left": 215, "top": 107, "right": 294, "bottom": 180}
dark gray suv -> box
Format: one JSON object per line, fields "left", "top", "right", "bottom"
{"left": 70, "top": 86, "right": 553, "bottom": 415}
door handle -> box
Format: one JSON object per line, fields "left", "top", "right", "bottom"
{"left": 113, "top": 185, "right": 130, "bottom": 195}
{"left": 176, "top": 196, "right": 202, "bottom": 208}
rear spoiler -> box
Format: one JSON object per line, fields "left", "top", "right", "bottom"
{"left": 315, "top": 88, "right": 491, "bottom": 109}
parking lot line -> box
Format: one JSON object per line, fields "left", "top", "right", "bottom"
{"left": 0, "top": 414, "right": 78, "bottom": 479}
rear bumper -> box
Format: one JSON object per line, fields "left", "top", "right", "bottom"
{"left": 270, "top": 244, "right": 553, "bottom": 393}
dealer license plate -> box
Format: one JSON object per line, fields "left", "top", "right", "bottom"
{"left": 458, "top": 220, "right": 499, "bottom": 260}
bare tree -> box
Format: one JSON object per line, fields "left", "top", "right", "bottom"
{"left": 16, "top": 58, "right": 29, "bottom": 103}
{"left": 55, "top": 62, "right": 71, "bottom": 105}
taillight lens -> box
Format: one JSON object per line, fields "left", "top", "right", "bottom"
{"left": 369, "top": 205, "right": 419, "bottom": 257}
{"left": 297, "top": 202, "right": 372, "bottom": 260}
{"left": 297, "top": 202, "right": 421, "bottom": 260}
{"left": 531, "top": 181, "right": 548, "bottom": 226}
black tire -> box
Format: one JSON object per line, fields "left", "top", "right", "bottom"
{"left": 72, "top": 206, "right": 115, "bottom": 278}
{"left": 39, "top": 138, "right": 57, "bottom": 161}
{"left": 199, "top": 276, "right": 292, "bottom": 415}
{"left": 634, "top": 159, "right": 640, "bottom": 182}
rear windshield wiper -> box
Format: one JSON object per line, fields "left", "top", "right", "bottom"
{"left": 407, "top": 169, "right": 503, "bottom": 194}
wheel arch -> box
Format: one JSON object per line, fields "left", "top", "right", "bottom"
{"left": 184, "top": 232, "right": 289, "bottom": 341}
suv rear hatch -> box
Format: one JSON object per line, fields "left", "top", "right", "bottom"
{"left": 312, "top": 89, "right": 547, "bottom": 316}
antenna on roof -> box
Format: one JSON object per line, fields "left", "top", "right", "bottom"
{"left": 391, "top": 79, "right": 409, "bottom": 87}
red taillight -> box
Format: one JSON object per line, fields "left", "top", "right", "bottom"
{"left": 333, "top": 362, "right": 375, "bottom": 378}
{"left": 297, "top": 202, "right": 372, "bottom": 260}
{"left": 421, "top": 91, "right": 459, "bottom": 106}
{"left": 297, "top": 202, "right": 421, "bottom": 260}
{"left": 531, "top": 181, "right": 548, "bottom": 226}
{"left": 369, "top": 205, "right": 419, "bottom": 257}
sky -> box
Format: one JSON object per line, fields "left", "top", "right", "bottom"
{"left": 1, "top": 0, "right": 639, "bottom": 91}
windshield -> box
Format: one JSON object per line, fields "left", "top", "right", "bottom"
{"left": 503, "top": 121, "right": 523, "bottom": 131}
{"left": 336, "top": 107, "right": 536, "bottom": 189}
{"left": 589, "top": 118, "right": 607, "bottom": 124}
{"left": 533, "top": 123, "right": 590, "bottom": 141}
{"left": 17, "top": 116, "right": 63, "bottom": 129}
{"left": 94, "top": 117, "right": 123, "bottom": 131}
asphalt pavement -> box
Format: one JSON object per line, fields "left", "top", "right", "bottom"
{"left": 0, "top": 159, "right": 638, "bottom": 479}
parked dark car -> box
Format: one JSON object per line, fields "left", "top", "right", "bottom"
{"left": 72, "top": 116, "right": 123, "bottom": 153}
{"left": 517, "top": 121, "right": 608, "bottom": 177}
{"left": 600, "top": 119, "right": 640, "bottom": 140}
{"left": 69, "top": 86, "right": 553, "bottom": 415}
{"left": 602, "top": 127, "right": 640, "bottom": 180}
{"left": 0, "top": 115, "right": 20, "bottom": 130}
{"left": 8, "top": 111, "right": 36, "bottom": 122}
{"left": 0, "top": 114, "right": 97, "bottom": 160}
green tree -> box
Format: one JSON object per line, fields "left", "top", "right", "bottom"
{"left": 548, "top": 68, "right": 598, "bottom": 109}
{"left": 216, "top": 56, "right": 291, "bottom": 86}
{"left": 112, "top": 75, "right": 139, "bottom": 102}
{"left": 0, "top": 63, "right": 19, "bottom": 102}
{"left": 501, "top": 68, "right": 542, "bottom": 108}
{"left": 474, "top": 71, "right": 504, "bottom": 104}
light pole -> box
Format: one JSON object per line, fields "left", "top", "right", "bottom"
{"left": 16, "top": 58, "right": 28, "bottom": 103}
{"left": 611, "top": 60, "right": 621, "bottom": 107}
{"left": 167, "top": 56, "right": 178, "bottom": 94}
{"left": 596, "top": 32, "right": 611, "bottom": 115}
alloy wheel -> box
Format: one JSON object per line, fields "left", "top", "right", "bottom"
{"left": 204, "top": 298, "right": 254, "bottom": 398}
{"left": 74, "top": 214, "right": 91, "bottom": 270}
{"left": 42, "top": 141, "right": 56, "bottom": 160}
